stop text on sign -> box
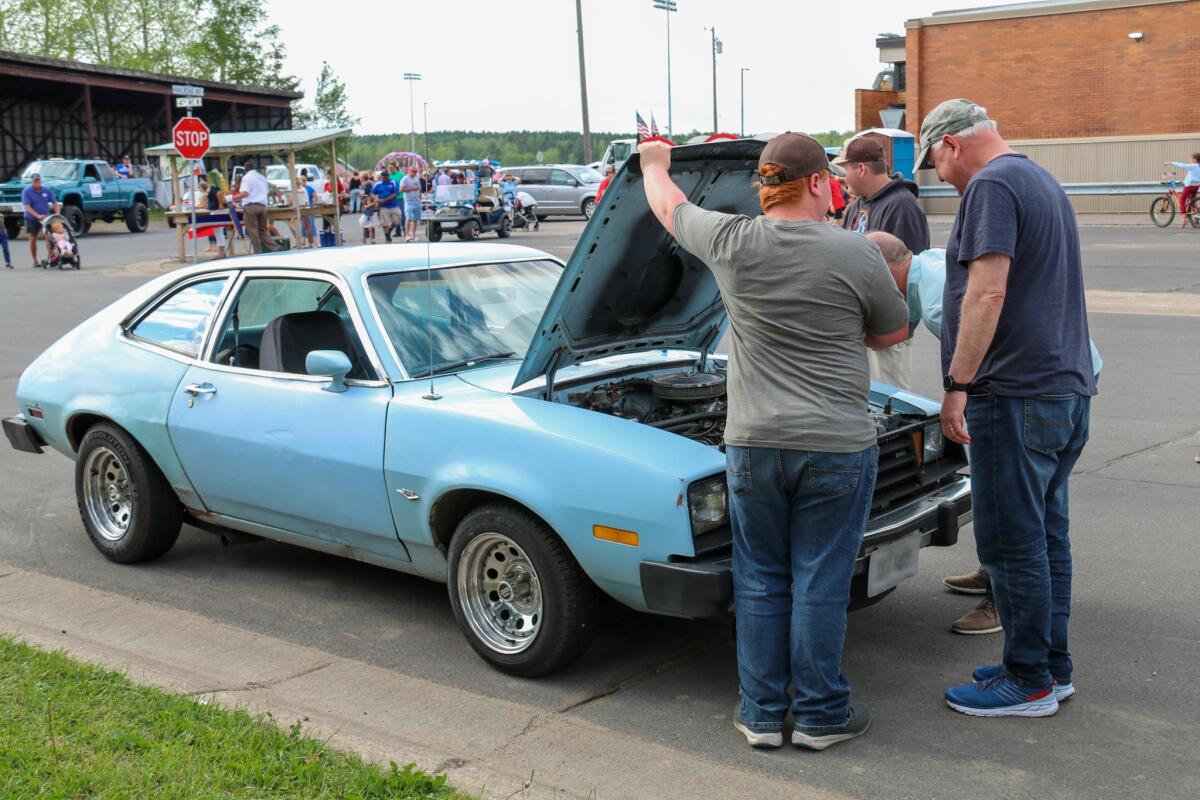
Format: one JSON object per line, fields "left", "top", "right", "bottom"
{"left": 175, "top": 130, "right": 208, "bottom": 146}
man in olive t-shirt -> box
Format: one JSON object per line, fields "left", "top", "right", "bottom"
{"left": 640, "top": 134, "right": 908, "bottom": 751}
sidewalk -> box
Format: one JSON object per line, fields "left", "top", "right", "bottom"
{"left": 0, "top": 564, "right": 848, "bottom": 800}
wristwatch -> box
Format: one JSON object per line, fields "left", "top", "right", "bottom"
{"left": 943, "top": 374, "right": 971, "bottom": 393}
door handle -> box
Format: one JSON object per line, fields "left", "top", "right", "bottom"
{"left": 183, "top": 383, "right": 217, "bottom": 396}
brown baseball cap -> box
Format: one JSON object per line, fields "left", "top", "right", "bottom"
{"left": 757, "top": 132, "right": 845, "bottom": 184}
{"left": 834, "top": 137, "right": 885, "bottom": 165}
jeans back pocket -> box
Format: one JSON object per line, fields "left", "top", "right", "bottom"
{"left": 806, "top": 450, "right": 863, "bottom": 497}
{"left": 726, "top": 445, "right": 753, "bottom": 496}
{"left": 1023, "top": 395, "right": 1078, "bottom": 455}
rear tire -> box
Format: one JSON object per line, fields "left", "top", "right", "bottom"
{"left": 4, "top": 219, "right": 20, "bottom": 240}
{"left": 447, "top": 503, "right": 599, "bottom": 677}
{"left": 124, "top": 201, "right": 149, "bottom": 233}
{"left": 582, "top": 198, "right": 595, "bottom": 219}
{"left": 496, "top": 215, "right": 512, "bottom": 238}
{"left": 75, "top": 423, "right": 182, "bottom": 563}
{"left": 457, "top": 220, "right": 479, "bottom": 240}
{"left": 1150, "top": 195, "right": 1175, "bottom": 228}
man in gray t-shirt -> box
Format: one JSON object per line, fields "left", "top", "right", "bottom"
{"left": 640, "top": 133, "right": 907, "bottom": 751}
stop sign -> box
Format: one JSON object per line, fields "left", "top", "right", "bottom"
{"left": 173, "top": 116, "right": 211, "bottom": 160}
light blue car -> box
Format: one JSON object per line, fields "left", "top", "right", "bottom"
{"left": 4, "top": 139, "right": 971, "bottom": 677}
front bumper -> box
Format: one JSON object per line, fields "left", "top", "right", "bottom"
{"left": 4, "top": 414, "right": 45, "bottom": 454}
{"left": 639, "top": 475, "right": 972, "bottom": 619}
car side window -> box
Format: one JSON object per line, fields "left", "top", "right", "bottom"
{"left": 130, "top": 277, "right": 229, "bottom": 357}
{"left": 549, "top": 170, "right": 574, "bottom": 186}
{"left": 210, "top": 276, "right": 372, "bottom": 379}
{"left": 97, "top": 163, "right": 116, "bottom": 182}
{"left": 523, "top": 169, "right": 550, "bottom": 185}
{"left": 83, "top": 164, "right": 101, "bottom": 182}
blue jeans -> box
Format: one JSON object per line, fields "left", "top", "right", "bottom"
{"left": 966, "top": 394, "right": 1090, "bottom": 689}
{"left": 0, "top": 230, "right": 9, "bottom": 264}
{"left": 728, "top": 444, "right": 878, "bottom": 732}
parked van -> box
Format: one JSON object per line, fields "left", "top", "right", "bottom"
{"left": 505, "top": 164, "right": 602, "bottom": 219}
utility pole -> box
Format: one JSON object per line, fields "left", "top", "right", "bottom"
{"left": 403, "top": 73, "right": 421, "bottom": 153}
{"left": 705, "top": 27, "right": 722, "bottom": 132}
{"left": 575, "top": 0, "right": 592, "bottom": 163}
{"left": 652, "top": 0, "right": 677, "bottom": 137}
{"left": 740, "top": 67, "right": 749, "bottom": 137}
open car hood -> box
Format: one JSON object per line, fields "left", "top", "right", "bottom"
{"left": 514, "top": 138, "right": 767, "bottom": 390}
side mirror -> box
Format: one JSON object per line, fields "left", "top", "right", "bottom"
{"left": 569, "top": 179, "right": 580, "bottom": 187}
{"left": 306, "top": 349, "right": 352, "bottom": 393}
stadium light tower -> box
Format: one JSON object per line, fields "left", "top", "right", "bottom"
{"left": 652, "top": 0, "right": 677, "bottom": 137}
{"left": 704, "top": 27, "right": 722, "bottom": 132}
{"left": 403, "top": 73, "right": 421, "bottom": 153}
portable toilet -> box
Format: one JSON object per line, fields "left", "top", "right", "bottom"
{"left": 840, "top": 128, "right": 916, "bottom": 181}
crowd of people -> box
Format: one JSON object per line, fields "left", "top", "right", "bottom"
{"left": 639, "top": 97, "right": 1098, "bottom": 750}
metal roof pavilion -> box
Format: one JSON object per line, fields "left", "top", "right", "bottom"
{"left": 146, "top": 128, "right": 352, "bottom": 158}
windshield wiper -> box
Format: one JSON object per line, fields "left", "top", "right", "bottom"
{"left": 414, "top": 352, "right": 517, "bottom": 378}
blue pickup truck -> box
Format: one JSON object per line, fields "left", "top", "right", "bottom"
{"left": 1, "top": 159, "right": 153, "bottom": 237}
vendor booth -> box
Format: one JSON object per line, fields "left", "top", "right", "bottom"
{"left": 145, "top": 127, "right": 352, "bottom": 261}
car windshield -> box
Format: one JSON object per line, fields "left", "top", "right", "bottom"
{"left": 22, "top": 161, "right": 78, "bottom": 181}
{"left": 574, "top": 167, "right": 604, "bottom": 184}
{"left": 367, "top": 260, "right": 562, "bottom": 378}
{"left": 609, "top": 141, "right": 633, "bottom": 162}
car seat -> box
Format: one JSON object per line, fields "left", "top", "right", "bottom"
{"left": 258, "top": 310, "right": 361, "bottom": 377}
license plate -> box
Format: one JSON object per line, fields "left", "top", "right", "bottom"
{"left": 10, "top": 204, "right": 23, "bottom": 213}
{"left": 867, "top": 532, "right": 921, "bottom": 597}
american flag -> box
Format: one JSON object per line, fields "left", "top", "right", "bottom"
{"left": 650, "top": 113, "right": 659, "bottom": 137}
{"left": 636, "top": 111, "right": 650, "bottom": 140}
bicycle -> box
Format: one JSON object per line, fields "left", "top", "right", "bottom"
{"left": 1150, "top": 172, "right": 1199, "bottom": 228}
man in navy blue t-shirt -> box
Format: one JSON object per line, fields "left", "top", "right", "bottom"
{"left": 917, "top": 99, "right": 1095, "bottom": 719}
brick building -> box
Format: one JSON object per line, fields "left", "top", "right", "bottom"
{"left": 853, "top": 0, "right": 1200, "bottom": 212}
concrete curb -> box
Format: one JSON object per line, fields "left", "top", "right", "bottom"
{"left": 0, "top": 564, "right": 850, "bottom": 800}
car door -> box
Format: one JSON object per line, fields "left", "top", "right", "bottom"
{"left": 166, "top": 269, "right": 408, "bottom": 560}
{"left": 96, "top": 162, "right": 122, "bottom": 211}
{"left": 520, "top": 168, "right": 553, "bottom": 212}
{"left": 548, "top": 169, "right": 579, "bottom": 214}
{"left": 81, "top": 163, "right": 112, "bottom": 211}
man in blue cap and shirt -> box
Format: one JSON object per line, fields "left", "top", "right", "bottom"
{"left": 918, "top": 99, "right": 1096, "bottom": 717}
{"left": 22, "top": 172, "right": 60, "bottom": 267}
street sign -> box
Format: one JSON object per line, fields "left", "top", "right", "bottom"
{"left": 176, "top": 97, "right": 203, "bottom": 108}
{"left": 535, "top": 150, "right": 544, "bottom": 164}
{"left": 172, "top": 84, "right": 204, "bottom": 97}
{"left": 173, "top": 116, "right": 211, "bottom": 160}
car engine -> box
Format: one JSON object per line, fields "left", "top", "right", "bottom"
{"left": 568, "top": 373, "right": 728, "bottom": 446}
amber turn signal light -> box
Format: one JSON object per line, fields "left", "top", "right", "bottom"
{"left": 593, "top": 525, "right": 639, "bottom": 547}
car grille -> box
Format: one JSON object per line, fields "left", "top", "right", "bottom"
{"left": 873, "top": 428, "right": 924, "bottom": 513}
{"left": 1, "top": 189, "right": 22, "bottom": 204}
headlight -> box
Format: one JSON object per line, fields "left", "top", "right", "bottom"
{"left": 923, "top": 422, "right": 945, "bottom": 462}
{"left": 687, "top": 475, "right": 729, "bottom": 535}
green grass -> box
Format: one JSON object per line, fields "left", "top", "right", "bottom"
{"left": 0, "top": 637, "right": 472, "bottom": 799}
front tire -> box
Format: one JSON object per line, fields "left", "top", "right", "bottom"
{"left": 427, "top": 222, "right": 442, "bottom": 242}
{"left": 447, "top": 503, "right": 599, "bottom": 677}
{"left": 62, "top": 205, "right": 86, "bottom": 236}
{"left": 457, "top": 220, "right": 479, "bottom": 240}
{"left": 124, "top": 201, "right": 149, "bottom": 233}
{"left": 75, "top": 423, "right": 182, "bottom": 563}
{"left": 496, "top": 215, "right": 512, "bottom": 238}
{"left": 1150, "top": 195, "right": 1175, "bottom": 227}
{"left": 582, "top": 198, "right": 595, "bottom": 219}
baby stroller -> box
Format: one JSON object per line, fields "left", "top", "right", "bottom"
{"left": 511, "top": 196, "right": 540, "bottom": 231}
{"left": 38, "top": 213, "right": 80, "bottom": 270}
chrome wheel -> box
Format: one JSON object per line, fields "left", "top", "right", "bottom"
{"left": 456, "top": 532, "right": 543, "bottom": 655}
{"left": 82, "top": 446, "right": 132, "bottom": 541}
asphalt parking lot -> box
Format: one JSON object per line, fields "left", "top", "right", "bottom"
{"left": 1, "top": 219, "right": 1198, "bottom": 799}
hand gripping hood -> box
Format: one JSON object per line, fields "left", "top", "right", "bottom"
{"left": 513, "top": 138, "right": 767, "bottom": 390}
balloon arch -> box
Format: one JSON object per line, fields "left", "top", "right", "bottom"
{"left": 373, "top": 151, "right": 428, "bottom": 172}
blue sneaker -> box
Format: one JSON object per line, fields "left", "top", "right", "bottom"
{"left": 946, "top": 674, "right": 1059, "bottom": 717}
{"left": 973, "top": 665, "right": 1075, "bottom": 702}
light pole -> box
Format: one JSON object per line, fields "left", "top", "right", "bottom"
{"left": 704, "top": 27, "right": 722, "bottom": 132}
{"left": 652, "top": 0, "right": 677, "bottom": 137}
{"left": 575, "top": 0, "right": 592, "bottom": 163}
{"left": 403, "top": 73, "right": 421, "bottom": 153}
{"left": 740, "top": 67, "right": 749, "bottom": 137}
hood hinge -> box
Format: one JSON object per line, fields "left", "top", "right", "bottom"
{"left": 697, "top": 324, "right": 721, "bottom": 372}
{"left": 542, "top": 349, "right": 563, "bottom": 400}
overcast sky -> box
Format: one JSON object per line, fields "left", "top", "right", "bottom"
{"left": 264, "top": 0, "right": 1019, "bottom": 136}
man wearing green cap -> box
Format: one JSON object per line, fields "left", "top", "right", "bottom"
{"left": 638, "top": 134, "right": 909, "bottom": 751}
{"left": 918, "top": 99, "right": 1096, "bottom": 718}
